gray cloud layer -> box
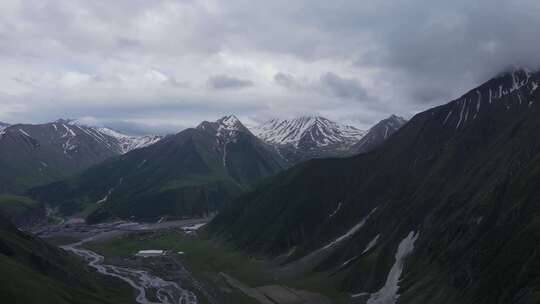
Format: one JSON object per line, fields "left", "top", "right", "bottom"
{"left": 1, "top": 0, "right": 540, "bottom": 133}
{"left": 207, "top": 75, "right": 254, "bottom": 90}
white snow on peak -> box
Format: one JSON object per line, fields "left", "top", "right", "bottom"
{"left": 366, "top": 231, "right": 419, "bottom": 304}
{"left": 443, "top": 69, "right": 539, "bottom": 129}
{"left": 97, "top": 127, "right": 162, "bottom": 154}
{"left": 212, "top": 115, "right": 246, "bottom": 167}
{"left": 250, "top": 116, "right": 366, "bottom": 148}
{"left": 212, "top": 115, "right": 247, "bottom": 143}
{"left": 220, "top": 115, "right": 241, "bottom": 129}
{"left": 215, "top": 115, "right": 244, "bottom": 135}
{"left": 61, "top": 118, "right": 162, "bottom": 154}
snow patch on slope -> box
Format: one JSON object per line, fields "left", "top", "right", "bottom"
{"left": 366, "top": 231, "right": 419, "bottom": 304}
{"left": 322, "top": 208, "right": 377, "bottom": 250}
{"left": 329, "top": 202, "right": 342, "bottom": 218}
{"left": 18, "top": 128, "right": 32, "bottom": 138}
{"left": 362, "top": 234, "right": 380, "bottom": 254}
{"left": 62, "top": 118, "right": 161, "bottom": 153}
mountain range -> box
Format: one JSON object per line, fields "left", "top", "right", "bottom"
{"left": 3, "top": 68, "right": 539, "bottom": 304}
{"left": 0, "top": 120, "right": 161, "bottom": 193}
{"left": 27, "top": 114, "right": 406, "bottom": 222}
{"left": 1, "top": 114, "right": 403, "bottom": 197}
{"left": 208, "top": 69, "right": 540, "bottom": 303}
{"left": 30, "top": 115, "right": 285, "bottom": 221}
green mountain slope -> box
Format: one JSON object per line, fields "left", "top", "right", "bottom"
{"left": 0, "top": 121, "right": 122, "bottom": 193}
{"left": 208, "top": 70, "right": 540, "bottom": 303}
{"left": 0, "top": 195, "right": 45, "bottom": 227}
{"left": 30, "top": 116, "right": 285, "bottom": 221}
{"left": 0, "top": 120, "right": 161, "bottom": 194}
{"left": 0, "top": 217, "right": 132, "bottom": 304}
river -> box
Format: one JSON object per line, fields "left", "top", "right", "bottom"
{"left": 53, "top": 220, "right": 209, "bottom": 304}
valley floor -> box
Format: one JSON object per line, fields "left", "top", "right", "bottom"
{"left": 39, "top": 219, "right": 345, "bottom": 304}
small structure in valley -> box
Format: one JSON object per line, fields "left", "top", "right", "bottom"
{"left": 135, "top": 250, "right": 165, "bottom": 257}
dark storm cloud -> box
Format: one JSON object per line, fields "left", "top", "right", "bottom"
{"left": 1, "top": 0, "right": 540, "bottom": 131}
{"left": 274, "top": 71, "right": 370, "bottom": 102}
{"left": 319, "top": 72, "right": 369, "bottom": 101}
{"left": 223, "top": 0, "right": 540, "bottom": 102}
{"left": 207, "top": 75, "right": 254, "bottom": 90}
{"left": 274, "top": 72, "right": 298, "bottom": 89}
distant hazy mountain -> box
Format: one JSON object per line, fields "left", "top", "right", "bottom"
{"left": 209, "top": 69, "right": 540, "bottom": 303}
{"left": 0, "top": 119, "right": 161, "bottom": 193}
{"left": 349, "top": 114, "right": 407, "bottom": 154}
{"left": 250, "top": 116, "right": 366, "bottom": 164}
{"left": 31, "top": 115, "right": 285, "bottom": 221}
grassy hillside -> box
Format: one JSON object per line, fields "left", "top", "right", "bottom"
{"left": 0, "top": 195, "right": 45, "bottom": 227}
{"left": 0, "top": 218, "right": 133, "bottom": 304}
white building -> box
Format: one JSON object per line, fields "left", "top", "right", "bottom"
{"left": 135, "top": 250, "right": 165, "bottom": 257}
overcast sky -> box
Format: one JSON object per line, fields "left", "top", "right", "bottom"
{"left": 1, "top": 0, "right": 540, "bottom": 134}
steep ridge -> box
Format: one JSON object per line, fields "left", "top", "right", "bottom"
{"left": 0, "top": 216, "right": 132, "bottom": 303}
{"left": 93, "top": 127, "right": 162, "bottom": 154}
{"left": 30, "top": 116, "right": 285, "bottom": 221}
{"left": 250, "top": 116, "right": 366, "bottom": 164}
{"left": 0, "top": 120, "right": 161, "bottom": 193}
{"left": 209, "top": 69, "right": 540, "bottom": 303}
{"left": 349, "top": 115, "right": 407, "bottom": 155}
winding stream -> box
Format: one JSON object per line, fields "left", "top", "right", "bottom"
{"left": 62, "top": 236, "right": 197, "bottom": 304}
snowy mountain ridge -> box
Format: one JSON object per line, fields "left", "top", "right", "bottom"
{"left": 349, "top": 115, "right": 407, "bottom": 154}
{"left": 197, "top": 115, "right": 252, "bottom": 144}
{"left": 62, "top": 119, "right": 163, "bottom": 154}
{"left": 95, "top": 127, "right": 162, "bottom": 154}
{"left": 250, "top": 116, "right": 366, "bottom": 149}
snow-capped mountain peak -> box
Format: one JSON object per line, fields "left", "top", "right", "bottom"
{"left": 95, "top": 127, "right": 162, "bottom": 154}
{"left": 52, "top": 118, "right": 162, "bottom": 154}
{"left": 219, "top": 115, "right": 242, "bottom": 129}
{"left": 197, "top": 115, "right": 251, "bottom": 140}
{"left": 250, "top": 116, "right": 365, "bottom": 149}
